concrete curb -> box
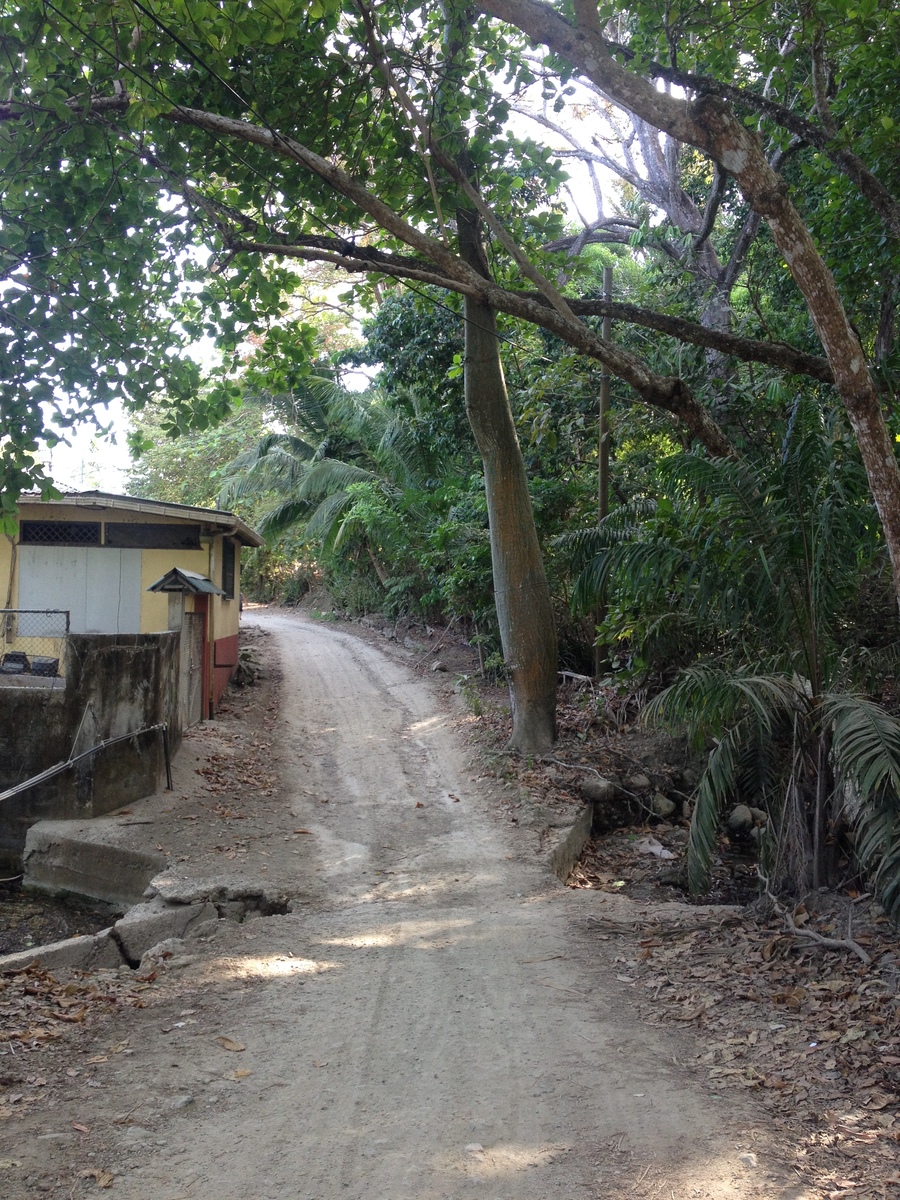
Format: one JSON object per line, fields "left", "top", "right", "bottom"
{"left": 23, "top": 820, "right": 167, "bottom": 907}
{"left": 0, "top": 928, "right": 123, "bottom": 974}
{"left": 0, "top": 898, "right": 224, "bottom": 974}
{"left": 113, "top": 899, "right": 220, "bottom": 965}
{"left": 548, "top": 802, "right": 594, "bottom": 882}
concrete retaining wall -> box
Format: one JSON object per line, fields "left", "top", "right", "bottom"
{"left": 22, "top": 819, "right": 168, "bottom": 907}
{"left": 0, "top": 632, "right": 180, "bottom": 870}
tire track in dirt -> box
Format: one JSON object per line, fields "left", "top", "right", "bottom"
{"left": 1, "top": 610, "right": 802, "bottom": 1199}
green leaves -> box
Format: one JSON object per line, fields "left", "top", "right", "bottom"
{"left": 0, "top": 0, "right": 578, "bottom": 510}
{"left": 586, "top": 401, "right": 900, "bottom": 905}
{"left": 826, "top": 694, "right": 900, "bottom": 801}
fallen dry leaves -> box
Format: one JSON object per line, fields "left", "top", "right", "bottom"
{"left": 588, "top": 904, "right": 899, "bottom": 1198}
{"left": 79, "top": 1167, "right": 114, "bottom": 1187}
{"left": 0, "top": 964, "right": 153, "bottom": 1064}
{"left": 195, "top": 756, "right": 277, "bottom": 800}
{"left": 214, "top": 1036, "right": 245, "bottom": 1052}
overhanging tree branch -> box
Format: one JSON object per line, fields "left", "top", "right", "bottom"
{"left": 593, "top": 32, "right": 900, "bottom": 238}
{"left": 555, "top": 297, "right": 834, "bottom": 384}
{"left": 477, "top": 0, "right": 900, "bottom": 608}
{"left": 145, "top": 103, "right": 732, "bottom": 454}
{"left": 207, "top": 223, "right": 835, "bottom": 386}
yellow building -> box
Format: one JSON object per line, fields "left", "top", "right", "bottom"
{"left": 1, "top": 491, "right": 263, "bottom": 719}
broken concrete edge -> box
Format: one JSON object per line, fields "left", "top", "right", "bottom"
{"left": 22, "top": 820, "right": 169, "bottom": 908}
{"left": 146, "top": 871, "right": 291, "bottom": 913}
{"left": 545, "top": 800, "right": 747, "bottom": 930}
{"left": 0, "top": 887, "right": 294, "bottom": 975}
{"left": 0, "top": 928, "right": 125, "bottom": 975}
{"left": 112, "top": 898, "right": 221, "bottom": 966}
{"left": 548, "top": 801, "right": 594, "bottom": 883}
{"left": 0, "top": 899, "right": 210, "bottom": 975}
{"left": 8, "top": 785, "right": 591, "bottom": 973}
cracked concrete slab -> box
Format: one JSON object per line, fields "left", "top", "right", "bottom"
{"left": 0, "top": 927, "right": 123, "bottom": 973}
{"left": 148, "top": 870, "right": 290, "bottom": 913}
{"left": 112, "top": 898, "right": 220, "bottom": 964}
{"left": 23, "top": 819, "right": 167, "bottom": 907}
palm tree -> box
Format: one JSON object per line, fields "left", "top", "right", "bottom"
{"left": 574, "top": 400, "right": 900, "bottom": 918}
{"left": 219, "top": 376, "right": 444, "bottom": 604}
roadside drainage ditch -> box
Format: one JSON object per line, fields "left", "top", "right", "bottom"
{"left": 0, "top": 878, "right": 119, "bottom": 957}
{"left": 0, "top": 878, "right": 296, "bottom": 975}
{"left": 0, "top": 819, "right": 296, "bottom": 975}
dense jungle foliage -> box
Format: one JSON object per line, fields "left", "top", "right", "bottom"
{"left": 4, "top": 0, "right": 899, "bottom": 912}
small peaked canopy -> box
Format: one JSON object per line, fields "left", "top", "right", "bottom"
{"left": 147, "top": 567, "right": 225, "bottom": 596}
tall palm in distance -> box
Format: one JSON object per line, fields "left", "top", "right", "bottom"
{"left": 218, "top": 376, "right": 446, "bottom": 608}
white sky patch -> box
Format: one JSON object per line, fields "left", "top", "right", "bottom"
{"left": 40, "top": 402, "right": 132, "bottom": 493}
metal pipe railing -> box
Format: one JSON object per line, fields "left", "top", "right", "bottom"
{"left": 0, "top": 723, "right": 173, "bottom": 805}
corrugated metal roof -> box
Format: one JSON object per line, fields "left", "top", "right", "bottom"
{"left": 19, "top": 490, "right": 265, "bottom": 547}
{"left": 146, "top": 567, "right": 226, "bottom": 596}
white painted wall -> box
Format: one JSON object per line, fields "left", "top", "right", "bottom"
{"left": 18, "top": 547, "right": 142, "bottom": 634}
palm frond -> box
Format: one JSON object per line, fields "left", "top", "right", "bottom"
{"left": 736, "top": 727, "right": 784, "bottom": 809}
{"left": 256, "top": 498, "right": 312, "bottom": 538}
{"left": 853, "top": 797, "right": 900, "bottom": 923}
{"left": 647, "top": 665, "right": 799, "bottom": 744}
{"left": 572, "top": 540, "right": 688, "bottom": 614}
{"left": 559, "top": 498, "right": 657, "bottom": 556}
{"left": 286, "top": 376, "right": 348, "bottom": 435}
{"left": 296, "top": 458, "right": 378, "bottom": 501}
{"left": 823, "top": 693, "right": 900, "bottom": 920}
{"left": 219, "top": 438, "right": 316, "bottom": 506}
{"left": 304, "top": 490, "right": 353, "bottom": 545}
{"left": 825, "top": 693, "right": 900, "bottom": 798}
{"left": 686, "top": 721, "right": 745, "bottom": 893}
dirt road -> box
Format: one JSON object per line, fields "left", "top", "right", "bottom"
{"left": 2, "top": 610, "right": 799, "bottom": 1199}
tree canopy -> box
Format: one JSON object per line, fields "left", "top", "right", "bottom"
{"left": 4, "top": 1, "right": 895, "bottom": 515}
{"left": 1, "top": 0, "right": 899, "bottom": 752}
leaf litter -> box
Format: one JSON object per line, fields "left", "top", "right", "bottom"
{"left": 578, "top": 895, "right": 899, "bottom": 1197}
{"left": 470, "top": 676, "right": 900, "bottom": 1198}
{"left": 1, "top": 964, "right": 153, "bottom": 1059}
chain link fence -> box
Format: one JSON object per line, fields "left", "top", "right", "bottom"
{"left": 0, "top": 609, "right": 69, "bottom": 680}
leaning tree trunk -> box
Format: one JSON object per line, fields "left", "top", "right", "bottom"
{"left": 480, "top": 0, "right": 900, "bottom": 612}
{"left": 458, "top": 212, "right": 558, "bottom": 753}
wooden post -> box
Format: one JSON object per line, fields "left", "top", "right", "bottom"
{"left": 598, "top": 265, "right": 613, "bottom": 524}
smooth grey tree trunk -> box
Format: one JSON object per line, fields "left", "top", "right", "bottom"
{"left": 458, "top": 211, "right": 557, "bottom": 753}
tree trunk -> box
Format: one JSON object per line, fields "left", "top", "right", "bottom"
{"left": 458, "top": 212, "right": 557, "bottom": 753}
{"left": 478, "top": 0, "right": 900, "bottom": 610}
{"left": 700, "top": 283, "right": 738, "bottom": 416}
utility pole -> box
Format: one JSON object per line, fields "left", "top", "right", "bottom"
{"left": 594, "top": 265, "right": 613, "bottom": 678}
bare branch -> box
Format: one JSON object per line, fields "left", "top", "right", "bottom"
{"left": 811, "top": 28, "right": 838, "bottom": 140}
{"left": 525, "top": 293, "right": 834, "bottom": 383}
{"left": 694, "top": 164, "right": 726, "bottom": 251}
{"left": 759, "top": 869, "right": 872, "bottom": 965}
{"left": 595, "top": 34, "right": 899, "bottom": 237}
{"left": 225, "top": 237, "right": 477, "bottom": 296}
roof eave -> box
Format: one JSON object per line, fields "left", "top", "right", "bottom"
{"left": 18, "top": 491, "right": 265, "bottom": 548}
